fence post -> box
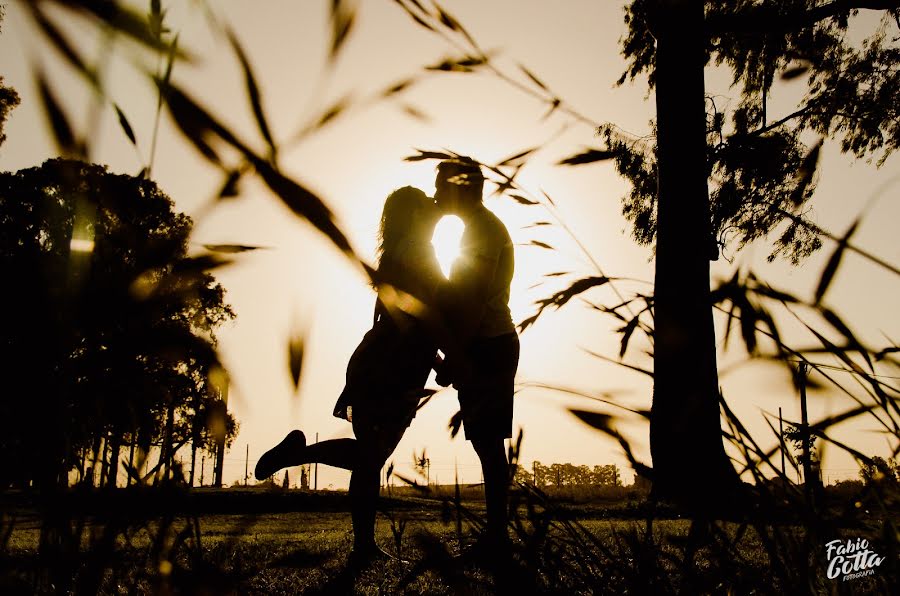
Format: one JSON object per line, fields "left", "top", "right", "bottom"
{"left": 799, "top": 362, "right": 814, "bottom": 507}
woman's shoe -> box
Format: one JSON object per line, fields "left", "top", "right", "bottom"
{"left": 254, "top": 429, "right": 306, "bottom": 480}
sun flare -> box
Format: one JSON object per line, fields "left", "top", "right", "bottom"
{"left": 431, "top": 215, "right": 464, "bottom": 278}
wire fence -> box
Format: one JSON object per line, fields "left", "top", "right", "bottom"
{"left": 78, "top": 440, "right": 870, "bottom": 490}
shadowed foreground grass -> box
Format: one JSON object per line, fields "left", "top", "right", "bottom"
{"left": 4, "top": 489, "right": 893, "bottom": 595}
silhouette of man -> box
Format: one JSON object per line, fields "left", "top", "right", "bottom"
{"left": 433, "top": 159, "right": 519, "bottom": 552}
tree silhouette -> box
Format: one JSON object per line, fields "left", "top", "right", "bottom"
{"left": 612, "top": 0, "right": 899, "bottom": 508}
{"left": 0, "top": 7, "right": 19, "bottom": 149}
{"left": 0, "top": 159, "right": 234, "bottom": 488}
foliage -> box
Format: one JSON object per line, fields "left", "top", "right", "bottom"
{"left": 0, "top": 158, "right": 235, "bottom": 488}
{"left": 613, "top": 0, "right": 898, "bottom": 262}
{"left": 859, "top": 455, "right": 900, "bottom": 485}
{"left": 0, "top": 78, "right": 17, "bottom": 149}
{"left": 517, "top": 461, "right": 623, "bottom": 489}
{"left": 0, "top": 7, "right": 19, "bottom": 149}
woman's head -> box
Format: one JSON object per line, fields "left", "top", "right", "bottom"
{"left": 376, "top": 186, "right": 438, "bottom": 264}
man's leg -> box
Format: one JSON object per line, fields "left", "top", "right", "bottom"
{"left": 471, "top": 436, "right": 509, "bottom": 544}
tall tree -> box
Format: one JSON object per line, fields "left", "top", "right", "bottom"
{"left": 0, "top": 159, "right": 235, "bottom": 488}
{"left": 615, "top": 0, "right": 899, "bottom": 507}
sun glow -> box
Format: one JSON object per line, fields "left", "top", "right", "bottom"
{"left": 431, "top": 215, "right": 464, "bottom": 278}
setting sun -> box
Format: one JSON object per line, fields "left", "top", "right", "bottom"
{"left": 431, "top": 214, "right": 465, "bottom": 278}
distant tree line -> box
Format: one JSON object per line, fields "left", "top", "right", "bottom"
{"left": 516, "top": 462, "right": 622, "bottom": 488}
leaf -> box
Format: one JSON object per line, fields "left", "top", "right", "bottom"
{"left": 35, "top": 68, "right": 78, "bottom": 156}
{"left": 549, "top": 276, "right": 612, "bottom": 308}
{"left": 313, "top": 95, "right": 352, "bottom": 131}
{"left": 162, "top": 34, "right": 179, "bottom": 88}
{"left": 226, "top": 27, "right": 276, "bottom": 157}
{"left": 64, "top": 1, "right": 192, "bottom": 59}
{"left": 540, "top": 189, "right": 556, "bottom": 207}
{"left": 569, "top": 409, "right": 615, "bottom": 434}
{"left": 172, "top": 255, "right": 233, "bottom": 274}
{"left": 508, "top": 194, "right": 539, "bottom": 206}
{"left": 426, "top": 54, "right": 487, "bottom": 72}
{"left": 542, "top": 98, "right": 561, "bottom": 120}
{"left": 28, "top": 4, "right": 98, "bottom": 88}
{"left": 516, "top": 312, "right": 541, "bottom": 333}
{"left": 820, "top": 307, "right": 872, "bottom": 369}
{"left": 527, "top": 240, "right": 554, "bottom": 250}
{"left": 448, "top": 410, "right": 464, "bottom": 438}
{"left": 149, "top": 0, "right": 166, "bottom": 41}
{"left": 618, "top": 316, "right": 641, "bottom": 358}
{"left": 875, "top": 346, "right": 899, "bottom": 361}
{"left": 519, "top": 64, "right": 550, "bottom": 92}
{"left": 404, "top": 149, "right": 455, "bottom": 162}
{"left": 814, "top": 217, "right": 859, "bottom": 305}
{"left": 789, "top": 138, "right": 822, "bottom": 206}
{"left": 391, "top": 0, "right": 436, "bottom": 32}
{"left": 739, "top": 299, "right": 759, "bottom": 354}
{"left": 750, "top": 283, "right": 800, "bottom": 304}
{"left": 434, "top": 3, "right": 460, "bottom": 31}
{"left": 160, "top": 82, "right": 356, "bottom": 259}
{"left": 584, "top": 348, "right": 653, "bottom": 378}
{"left": 202, "top": 244, "right": 267, "bottom": 253}
{"left": 558, "top": 148, "right": 617, "bottom": 166}
{"left": 543, "top": 271, "right": 569, "bottom": 277}
{"left": 288, "top": 334, "right": 305, "bottom": 390}
{"left": 159, "top": 82, "right": 225, "bottom": 164}
{"left": 497, "top": 146, "right": 538, "bottom": 167}
{"left": 523, "top": 221, "right": 552, "bottom": 229}
{"left": 254, "top": 160, "right": 356, "bottom": 258}
{"left": 113, "top": 103, "right": 137, "bottom": 146}
{"left": 381, "top": 78, "right": 416, "bottom": 97}
{"left": 329, "top": 1, "right": 356, "bottom": 63}
{"left": 401, "top": 104, "right": 431, "bottom": 122}
{"left": 217, "top": 169, "right": 243, "bottom": 199}
{"left": 780, "top": 62, "right": 810, "bottom": 81}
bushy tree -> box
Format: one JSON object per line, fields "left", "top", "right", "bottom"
{"left": 0, "top": 159, "right": 234, "bottom": 488}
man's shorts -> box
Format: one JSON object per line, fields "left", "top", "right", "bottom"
{"left": 458, "top": 332, "right": 519, "bottom": 441}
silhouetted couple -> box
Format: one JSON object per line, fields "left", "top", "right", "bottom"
{"left": 255, "top": 159, "right": 519, "bottom": 568}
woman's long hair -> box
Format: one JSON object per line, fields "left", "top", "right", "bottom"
{"left": 375, "top": 186, "right": 438, "bottom": 295}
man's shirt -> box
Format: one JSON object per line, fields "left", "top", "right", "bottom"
{"left": 449, "top": 203, "right": 515, "bottom": 339}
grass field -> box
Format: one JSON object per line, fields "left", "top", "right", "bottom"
{"left": 1, "top": 486, "right": 896, "bottom": 594}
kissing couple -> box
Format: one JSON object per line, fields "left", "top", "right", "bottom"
{"left": 256, "top": 158, "right": 519, "bottom": 567}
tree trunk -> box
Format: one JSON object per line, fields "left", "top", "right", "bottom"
{"left": 189, "top": 442, "right": 198, "bottom": 487}
{"left": 161, "top": 404, "right": 175, "bottom": 483}
{"left": 649, "top": 0, "right": 742, "bottom": 511}
{"left": 107, "top": 434, "right": 121, "bottom": 489}
{"left": 99, "top": 435, "right": 109, "bottom": 488}
{"left": 127, "top": 437, "right": 136, "bottom": 486}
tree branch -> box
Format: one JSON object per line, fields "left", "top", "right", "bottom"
{"left": 706, "top": 0, "right": 900, "bottom": 36}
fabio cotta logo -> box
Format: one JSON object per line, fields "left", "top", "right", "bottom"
{"left": 825, "top": 538, "right": 885, "bottom": 582}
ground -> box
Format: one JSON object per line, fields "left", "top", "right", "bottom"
{"left": 1, "top": 487, "right": 896, "bottom": 594}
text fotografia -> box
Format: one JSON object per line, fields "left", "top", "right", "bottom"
{"left": 825, "top": 538, "right": 885, "bottom": 582}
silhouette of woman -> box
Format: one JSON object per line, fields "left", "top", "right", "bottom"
{"left": 255, "top": 186, "right": 444, "bottom": 565}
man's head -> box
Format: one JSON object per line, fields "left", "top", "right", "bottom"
{"left": 434, "top": 159, "right": 484, "bottom": 215}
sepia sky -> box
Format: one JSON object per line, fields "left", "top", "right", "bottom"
{"left": 1, "top": 0, "right": 897, "bottom": 488}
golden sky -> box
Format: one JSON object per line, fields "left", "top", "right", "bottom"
{"left": 1, "top": 0, "right": 897, "bottom": 488}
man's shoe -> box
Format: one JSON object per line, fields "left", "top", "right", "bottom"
{"left": 254, "top": 429, "right": 305, "bottom": 480}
